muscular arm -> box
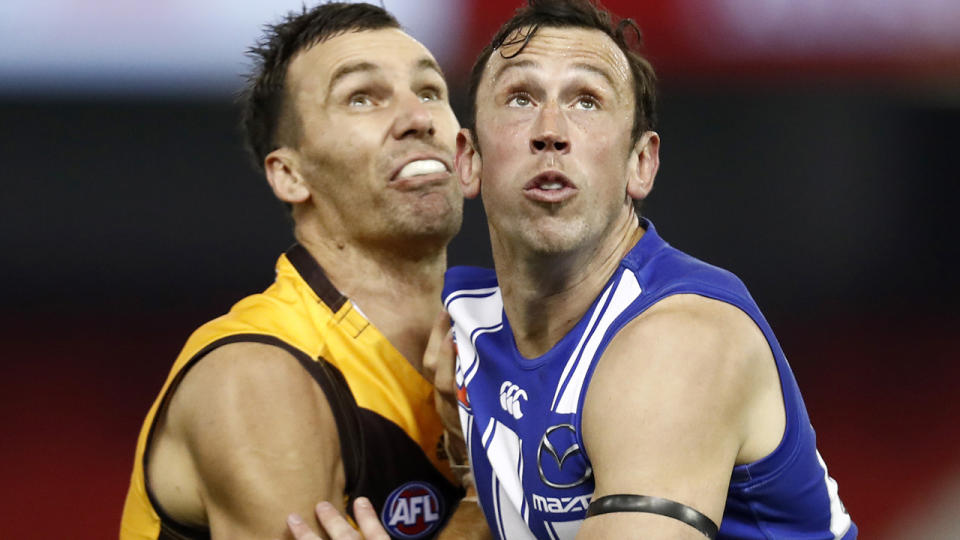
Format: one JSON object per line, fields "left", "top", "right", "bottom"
{"left": 577, "top": 294, "right": 784, "bottom": 539}
{"left": 148, "top": 342, "right": 345, "bottom": 540}
{"left": 283, "top": 310, "right": 492, "bottom": 540}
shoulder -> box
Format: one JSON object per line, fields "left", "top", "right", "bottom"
{"left": 636, "top": 242, "right": 751, "bottom": 302}
{"left": 149, "top": 341, "right": 345, "bottom": 530}
{"left": 610, "top": 293, "right": 766, "bottom": 363}
{"left": 579, "top": 294, "right": 776, "bottom": 526}
{"left": 584, "top": 294, "right": 772, "bottom": 448}
{"left": 159, "top": 341, "right": 343, "bottom": 482}
{"left": 167, "top": 341, "right": 335, "bottom": 438}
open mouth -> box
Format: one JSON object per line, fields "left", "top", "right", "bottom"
{"left": 523, "top": 171, "right": 577, "bottom": 202}
{"left": 525, "top": 171, "right": 573, "bottom": 190}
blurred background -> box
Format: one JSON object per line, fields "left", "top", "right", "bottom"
{"left": 2, "top": 0, "right": 958, "bottom": 537}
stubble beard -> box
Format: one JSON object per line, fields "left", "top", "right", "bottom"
{"left": 358, "top": 188, "right": 463, "bottom": 259}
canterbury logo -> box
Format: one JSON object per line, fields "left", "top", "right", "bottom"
{"left": 499, "top": 381, "right": 527, "bottom": 419}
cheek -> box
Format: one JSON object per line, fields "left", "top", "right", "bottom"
{"left": 436, "top": 108, "right": 461, "bottom": 142}
{"left": 480, "top": 106, "right": 530, "bottom": 142}
{"left": 479, "top": 121, "right": 525, "bottom": 170}
{"left": 573, "top": 116, "right": 614, "bottom": 149}
{"left": 576, "top": 117, "right": 631, "bottom": 163}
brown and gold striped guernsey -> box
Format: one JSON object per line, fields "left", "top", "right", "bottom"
{"left": 120, "top": 245, "right": 462, "bottom": 540}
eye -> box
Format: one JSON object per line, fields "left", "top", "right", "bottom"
{"left": 348, "top": 93, "right": 373, "bottom": 107}
{"left": 507, "top": 93, "right": 533, "bottom": 108}
{"left": 419, "top": 87, "right": 442, "bottom": 102}
{"left": 574, "top": 95, "right": 599, "bottom": 110}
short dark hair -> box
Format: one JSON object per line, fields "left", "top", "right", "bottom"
{"left": 466, "top": 0, "right": 658, "bottom": 144}
{"left": 241, "top": 2, "right": 401, "bottom": 171}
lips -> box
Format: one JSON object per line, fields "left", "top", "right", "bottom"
{"left": 523, "top": 171, "right": 577, "bottom": 203}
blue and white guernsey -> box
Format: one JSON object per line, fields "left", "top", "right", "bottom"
{"left": 442, "top": 220, "right": 856, "bottom": 540}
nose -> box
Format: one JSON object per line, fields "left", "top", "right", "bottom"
{"left": 391, "top": 90, "right": 435, "bottom": 140}
{"left": 530, "top": 101, "right": 569, "bottom": 154}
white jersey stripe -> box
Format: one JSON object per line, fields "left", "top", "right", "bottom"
{"left": 518, "top": 439, "right": 528, "bottom": 524}
{"left": 494, "top": 477, "right": 538, "bottom": 540}
{"left": 486, "top": 421, "right": 527, "bottom": 516}
{"left": 556, "top": 270, "right": 642, "bottom": 414}
{"left": 550, "top": 281, "right": 615, "bottom": 411}
{"left": 444, "top": 286, "right": 500, "bottom": 305}
{"left": 492, "top": 474, "right": 506, "bottom": 540}
{"left": 816, "top": 450, "right": 853, "bottom": 539}
{"left": 489, "top": 433, "right": 537, "bottom": 540}
{"left": 543, "top": 521, "right": 560, "bottom": 540}
{"left": 448, "top": 287, "right": 503, "bottom": 389}
{"left": 481, "top": 418, "right": 496, "bottom": 448}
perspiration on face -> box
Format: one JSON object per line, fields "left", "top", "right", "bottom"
{"left": 468, "top": 26, "right": 642, "bottom": 256}
{"left": 465, "top": 0, "right": 659, "bottom": 150}
{"left": 281, "top": 28, "right": 463, "bottom": 247}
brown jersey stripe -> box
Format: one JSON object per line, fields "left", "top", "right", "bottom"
{"left": 285, "top": 244, "right": 347, "bottom": 311}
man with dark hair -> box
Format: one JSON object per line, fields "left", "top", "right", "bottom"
{"left": 291, "top": 1, "right": 857, "bottom": 539}
{"left": 446, "top": 0, "right": 857, "bottom": 538}
{"left": 120, "top": 3, "right": 475, "bottom": 539}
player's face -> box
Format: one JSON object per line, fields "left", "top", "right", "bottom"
{"left": 466, "top": 27, "right": 647, "bottom": 256}
{"left": 287, "top": 28, "right": 462, "bottom": 246}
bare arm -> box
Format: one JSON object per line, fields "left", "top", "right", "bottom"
{"left": 150, "top": 342, "right": 345, "bottom": 540}
{"left": 288, "top": 311, "right": 493, "bottom": 540}
{"left": 576, "top": 295, "right": 782, "bottom": 539}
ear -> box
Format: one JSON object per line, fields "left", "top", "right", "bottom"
{"left": 456, "top": 128, "right": 482, "bottom": 199}
{"left": 626, "top": 131, "right": 660, "bottom": 201}
{"left": 264, "top": 148, "right": 310, "bottom": 204}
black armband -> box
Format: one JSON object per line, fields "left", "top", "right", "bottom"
{"left": 586, "top": 494, "right": 718, "bottom": 539}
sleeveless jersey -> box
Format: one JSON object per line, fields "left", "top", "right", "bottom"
{"left": 121, "top": 244, "right": 462, "bottom": 540}
{"left": 442, "top": 220, "right": 856, "bottom": 540}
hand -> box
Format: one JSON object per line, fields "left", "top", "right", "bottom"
{"left": 423, "top": 311, "right": 468, "bottom": 469}
{"left": 286, "top": 497, "right": 389, "bottom": 540}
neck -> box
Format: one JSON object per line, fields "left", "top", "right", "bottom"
{"left": 294, "top": 221, "right": 448, "bottom": 373}
{"left": 496, "top": 214, "right": 643, "bottom": 359}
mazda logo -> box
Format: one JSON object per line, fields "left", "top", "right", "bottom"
{"left": 536, "top": 424, "right": 593, "bottom": 489}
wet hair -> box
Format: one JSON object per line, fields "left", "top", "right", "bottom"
{"left": 241, "top": 2, "right": 401, "bottom": 171}
{"left": 466, "top": 0, "right": 658, "bottom": 144}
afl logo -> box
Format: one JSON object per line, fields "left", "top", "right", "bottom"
{"left": 381, "top": 481, "right": 444, "bottom": 538}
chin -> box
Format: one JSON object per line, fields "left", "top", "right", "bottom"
{"left": 520, "top": 221, "right": 590, "bottom": 256}
{"left": 391, "top": 205, "right": 462, "bottom": 243}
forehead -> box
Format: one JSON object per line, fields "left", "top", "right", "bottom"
{"left": 482, "top": 26, "right": 631, "bottom": 90}
{"left": 288, "top": 28, "right": 439, "bottom": 94}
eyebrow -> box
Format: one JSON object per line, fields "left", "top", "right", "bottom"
{"left": 328, "top": 57, "right": 445, "bottom": 94}
{"left": 570, "top": 61, "right": 618, "bottom": 90}
{"left": 417, "top": 57, "right": 445, "bottom": 79}
{"left": 492, "top": 59, "right": 537, "bottom": 85}
{"left": 492, "top": 58, "right": 618, "bottom": 90}
{"left": 328, "top": 61, "right": 379, "bottom": 93}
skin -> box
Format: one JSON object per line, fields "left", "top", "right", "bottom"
{"left": 458, "top": 26, "right": 657, "bottom": 358}
{"left": 288, "top": 316, "right": 489, "bottom": 540}
{"left": 147, "top": 28, "right": 466, "bottom": 540}
{"left": 267, "top": 27, "right": 463, "bottom": 369}
{"left": 295, "top": 23, "right": 788, "bottom": 540}
{"left": 455, "top": 26, "right": 788, "bottom": 538}
{"left": 287, "top": 498, "right": 389, "bottom": 540}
